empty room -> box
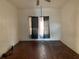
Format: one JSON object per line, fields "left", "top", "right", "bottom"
{"left": 0, "top": 0, "right": 79, "bottom": 59}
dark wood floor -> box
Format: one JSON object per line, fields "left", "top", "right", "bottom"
{"left": 1, "top": 41, "right": 79, "bottom": 59}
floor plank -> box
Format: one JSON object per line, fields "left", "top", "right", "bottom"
{"left": 1, "top": 41, "right": 79, "bottom": 59}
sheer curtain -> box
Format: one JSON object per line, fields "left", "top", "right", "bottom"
{"left": 38, "top": 17, "right": 44, "bottom": 38}
{"left": 29, "top": 16, "right": 50, "bottom": 39}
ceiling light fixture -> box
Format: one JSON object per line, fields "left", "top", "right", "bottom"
{"left": 36, "top": 0, "right": 51, "bottom": 6}
{"left": 36, "top": 0, "right": 51, "bottom": 16}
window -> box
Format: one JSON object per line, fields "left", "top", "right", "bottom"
{"left": 29, "top": 16, "right": 50, "bottom": 39}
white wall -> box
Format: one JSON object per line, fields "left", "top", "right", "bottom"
{"left": 0, "top": 0, "right": 18, "bottom": 56}
{"left": 18, "top": 8, "right": 61, "bottom": 41}
{"left": 61, "top": 0, "right": 79, "bottom": 54}
{"left": 76, "top": 4, "right": 79, "bottom": 54}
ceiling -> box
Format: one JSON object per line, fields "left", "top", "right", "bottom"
{"left": 7, "top": 0, "right": 69, "bottom": 9}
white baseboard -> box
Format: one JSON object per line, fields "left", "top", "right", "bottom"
{"left": 20, "top": 38, "right": 60, "bottom": 41}
{"left": 0, "top": 41, "right": 19, "bottom": 58}
{"left": 0, "top": 46, "right": 12, "bottom": 58}
{"left": 13, "top": 40, "right": 19, "bottom": 46}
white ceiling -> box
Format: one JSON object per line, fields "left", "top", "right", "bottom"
{"left": 7, "top": 0, "right": 69, "bottom": 9}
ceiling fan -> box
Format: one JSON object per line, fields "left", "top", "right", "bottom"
{"left": 37, "top": 0, "right": 51, "bottom": 6}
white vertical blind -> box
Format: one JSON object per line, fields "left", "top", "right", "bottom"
{"left": 38, "top": 17, "right": 44, "bottom": 38}
{"left": 29, "top": 17, "right": 32, "bottom": 35}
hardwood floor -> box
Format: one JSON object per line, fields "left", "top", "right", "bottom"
{"left": 1, "top": 41, "right": 79, "bottom": 59}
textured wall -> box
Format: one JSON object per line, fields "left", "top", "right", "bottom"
{"left": 0, "top": 0, "right": 18, "bottom": 56}
{"left": 18, "top": 8, "right": 61, "bottom": 41}
{"left": 61, "top": 0, "right": 79, "bottom": 54}
{"left": 76, "top": 3, "right": 79, "bottom": 54}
